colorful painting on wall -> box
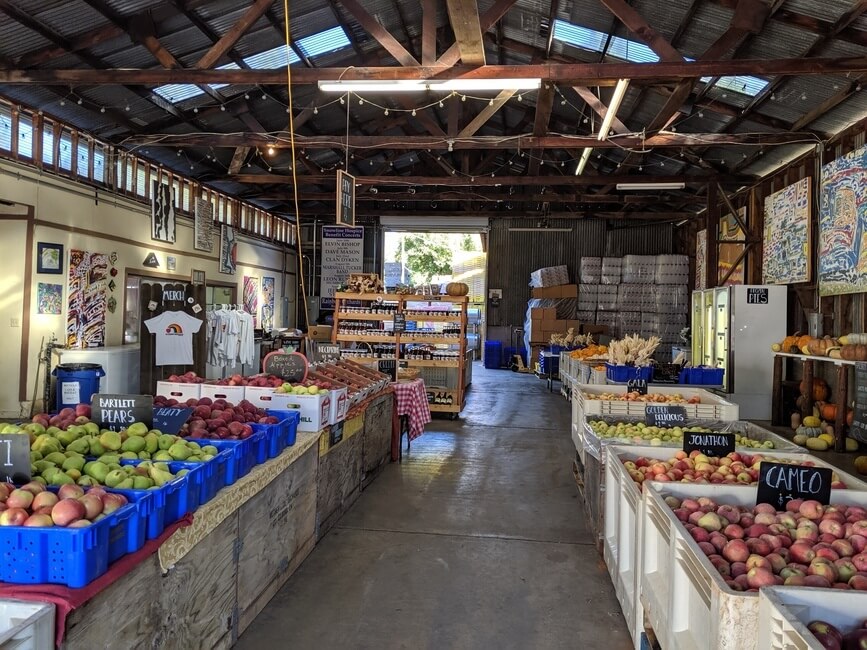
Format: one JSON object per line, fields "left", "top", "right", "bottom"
{"left": 695, "top": 229, "right": 707, "bottom": 290}
{"left": 67, "top": 249, "right": 108, "bottom": 348}
{"left": 220, "top": 225, "right": 237, "bottom": 275}
{"left": 261, "top": 276, "right": 275, "bottom": 331}
{"left": 763, "top": 178, "right": 812, "bottom": 284}
{"left": 243, "top": 276, "right": 259, "bottom": 327}
{"left": 819, "top": 143, "right": 867, "bottom": 296}
{"left": 718, "top": 207, "right": 746, "bottom": 286}
{"left": 37, "top": 283, "right": 63, "bottom": 315}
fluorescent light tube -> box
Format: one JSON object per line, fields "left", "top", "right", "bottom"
{"left": 318, "top": 79, "right": 541, "bottom": 93}
{"left": 575, "top": 147, "right": 593, "bottom": 175}
{"left": 616, "top": 182, "right": 686, "bottom": 190}
{"left": 597, "top": 79, "right": 629, "bottom": 141}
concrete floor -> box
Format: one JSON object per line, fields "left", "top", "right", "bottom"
{"left": 236, "top": 363, "right": 631, "bottom": 650}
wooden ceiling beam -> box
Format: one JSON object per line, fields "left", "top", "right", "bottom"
{"left": 126, "top": 132, "right": 818, "bottom": 149}
{"left": 227, "top": 172, "right": 751, "bottom": 185}
{"left": 252, "top": 190, "right": 701, "bottom": 204}
{"left": 228, "top": 146, "right": 252, "bottom": 174}
{"left": 194, "top": 0, "right": 275, "bottom": 69}
{"left": 422, "top": 0, "right": 438, "bottom": 65}
{"left": 457, "top": 89, "right": 517, "bottom": 137}
{"left": 16, "top": 22, "right": 125, "bottom": 67}
{"left": 437, "top": 0, "right": 518, "bottom": 66}
{"left": 280, "top": 207, "right": 696, "bottom": 219}
{"left": 337, "top": 0, "right": 419, "bottom": 66}
{"left": 598, "top": 0, "right": 684, "bottom": 62}
{"left": 445, "top": 0, "right": 487, "bottom": 65}
{"left": 572, "top": 86, "right": 629, "bottom": 134}
{"left": 8, "top": 58, "right": 867, "bottom": 85}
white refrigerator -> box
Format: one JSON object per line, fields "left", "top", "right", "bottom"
{"left": 691, "top": 285, "right": 787, "bottom": 419}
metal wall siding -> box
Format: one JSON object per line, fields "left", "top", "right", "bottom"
{"left": 605, "top": 223, "right": 674, "bottom": 257}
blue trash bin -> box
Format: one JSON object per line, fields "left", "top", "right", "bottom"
{"left": 52, "top": 363, "right": 105, "bottom": 412}
{"left": 484, "top": 341, "right": 503, "bottom": 369}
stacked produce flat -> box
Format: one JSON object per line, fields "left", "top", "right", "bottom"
{"left": 639, "top": 483, "right": 867, "bottom": 650}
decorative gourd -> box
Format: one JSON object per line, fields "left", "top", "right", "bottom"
{"left": 445, "top": 282, "right": 469, "bottom": 297}
{"left": 840, "top": 334, "right": 867, "bottom": 345}
{"left": 800, "top": 379, "right": 829, "bottom": 402}
{"left": 781, "top": 335, "right": 800, "bottom": 353}
{"left": 806, "top": 437, "right": 830, "bottom": 451}
{"left": 791, "top": 412, "right": 802, "bottom": 430}
{"left": 796, "top": 424, "right": 823, "bottom": 438}
{"left": 797, "top": 334, "right": 812, "bottom": 351}
{"left": 793, "top": 434, "right": 808, "bottom": 446}
{"left": 841, "top": 344, "right": 867, "bottom": 361}
{"left": 806, "top": 336, "right": 839, "bottom": 356}
{"left": 821, "top": 403, "right": 838, "bottom": 421}
{"left": 803, "top": 415, "right": 821, "bottom": 428}
{"left": 848, "top": 409, "right": 855, "bottom": 426}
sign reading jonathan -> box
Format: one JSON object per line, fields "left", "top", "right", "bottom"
{"left": 262, "top": 351, "right": 309, "bottom": 383}
{"left": 0, "top": 434, "right": 31, "bottom": 484}
{"left": 683, "top": 431, "right": 735, "bottom": 457}
{"left": 645, "top": 405, "right": 687, "bottom": 428}
{"left": 152, "top": 407, "right": 194, "bottom": 434}
{"left": 757, "top": 461, "right": 833, "bottom": 509}
{"left": 92, "top": 394, "right": 154, "bottom": 431}
{"left": 246, "top": 391, "right": 331, "bottom": 432}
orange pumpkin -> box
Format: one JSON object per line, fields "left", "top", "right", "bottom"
{"left": 781, "top": 335, "right": 799, "bottom": 353}
{"left": 848, "top": 410, "right": 855, "bottom": 426}
{"left": 797, "top": 334, "right": 812, "bottom": 350}
{"left": 821, "top": 403, "right": 837, "bottom": 421}
{"left": 799, "top": 378, "right": 829, "bottom": 402}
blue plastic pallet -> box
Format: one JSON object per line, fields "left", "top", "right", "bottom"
{"left": 0, "top": 501, "right": 139, "bottom": 587}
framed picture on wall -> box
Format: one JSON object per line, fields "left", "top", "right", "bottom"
{"left": 191, "top": 269, "right": 206, "bottom": 285}
{"left": 37, "top": 242, "right": 64, "bottom": 274}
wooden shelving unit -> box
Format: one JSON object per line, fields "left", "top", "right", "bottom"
{"left": 332, "top": 292, "right": 469, "bottom": 418}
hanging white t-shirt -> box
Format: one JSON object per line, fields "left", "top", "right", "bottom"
{"left": 145, "top": 311, "right": 203, "bottom": 366}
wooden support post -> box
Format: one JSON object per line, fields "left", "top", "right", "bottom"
{"left": 835, "top": 364, "right": 848, "bottom": 453}
{"left": 772, "top": 354, "right": 783, "bottom": 426}
{"left": 706, "top": 182, "right": 720, "bottom": 289}
{"left": 803, "top": 359, "right": 815, "bottom": 420}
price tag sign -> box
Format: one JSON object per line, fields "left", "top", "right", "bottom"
{"left": 627, "top": 378, "right": 648, "bottom": 394}
{"left": 263, "top": 351, "right": 309, "bottom": 383}
{"left": 152, "top": 407, "right": 194, "bottom": 434}
{"left": 0, "top": 435, "right": 31, "bottom": 484}
{"left": 645, "top": 405, "right": 687, "bottom": 428}
{"left": 851, "top": 362, "right": 867, "bottom": 444}
{"left": 314, "top": 343, "right": 341, "bottom": 363}
{"left": 92, "top": 394, "right": 154, "bottom": 431}
{"left": 393, "top": 312, "right": 406, "bottom": 333}
{"left": 683, "top": 432, "right": 736, "bottom": 457}
{"left": 757, "top": 461, "right": 833, "bottom": 509}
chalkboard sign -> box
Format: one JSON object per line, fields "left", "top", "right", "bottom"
{"left": 747, "top": 288, "right": 769, "bottom": 304}
{"left": 263, "top": 351, "right": 309, "bottom": 383}
{"left": 152, "top": 407, "right": 194, "bottom": 434}
{"left": 683, "top": 432, "right": 735, "bottom": 457}
{"left": 92, "top": 394, "right": 154, "bottom": 431}
{"left": 851, "top": 362, "right": 867, "bottom": 444}
{"left": 393, "top": 312, "right": 406, "bottom": 333}
{"left": 645, "top": 405, "right": 687, "bottom": 428}
{"left": 627, "top": 378, "right": 648, "bottom": 395}
{"left": 0, "top": 435, "right": 31, "bottom": 484}
{"left": 757, "top": 461, "right": 833, "bottom": 509}
{"left": 314, "top": 343, "right": 341, "bottom": 363}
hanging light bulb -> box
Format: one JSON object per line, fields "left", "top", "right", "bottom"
{"left": 60, "top": 99, "right": 66, "bottom": 106}
{"left": 313, "top": 106, "right": 318, "bottom": 114}
{"left": 262, "top": 93, "right": 267, "bottom": 100}
{"left": 384, "top": 109, "right": 389, "bottom": 116}
{"left": 411, "top": 109, "right": 416, "bottom": 116}
{"left": 461, "top": 95, "right": 466, "bottom": 102}
{"left": 77, "top": 98, "right": 83, "bottom": 105}
{"left": 439, "top": 100, "right": 444, "bottom": 108}
{"left": 267, "top": 145, "right": 276, "bottom": 156}
{"left": 125, "top": 104, "right": 130, "bottom": 111}
{"left": 100, "top": 107, "right": 105, "bottom": 113}
{"left": 244, "top": 93, "right": 250, "bottom": 100}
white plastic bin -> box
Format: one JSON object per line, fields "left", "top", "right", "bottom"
{"left": 758, "top": 587, "right": 867, "bottom": 650}
{"left": 0, "top": 599, "right": 54, "bottom": 650}
{"left": 575, "top": 384, "right": 740, "bottom": 420}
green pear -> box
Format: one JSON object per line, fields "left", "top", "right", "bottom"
{"left": 148, "top": 466, "right": 175, "bottom": 487}
{"left": 33, "top": 460, "right": 55, "bottom": 473}
{"left": 120, "top": 451, "right": 139, "bottom": 460}
{"left": 67, "top": 437, "right": 91, "bottom": 455}
{"left": 83, "top": 422, "right": 100, "bottom": 435}
{"left": 104, "top": 469, "right": 127, "bottom": 488}
{"left": 97, "top": 454, "right": 120, "bottom": 465}
{"left": 44, "top": 451, "right": 68, "bottom": 467}
{"left": 62, "top": 455, "right": 85, "bottom": 472}
{"left": 77, "top": 476, "right": 98, "bottom": 487}
{"left": 46, "top": 426, "right": 61, "bottom": 436}
{"left": 157, "top": 435, "right": 174, "bottom": 451}
{"left": 202, "top": 445, "right": 218, "bottom": 456}
{"left": 201, "top": 453, "right": 214, "bottom": 461}
{"left": 65, "top": 469, "right": 81, "bottom": 481}
{"left": 153, "top": 450, "right": 173, "bottom": 462}
{"left": 121, "top": 436, "right": 146, "bottom": 453}
{"left": 116, "top": 478, "right": 135, "bottom": 489}
{"left": 127, "top": 422, "right": 149, "bottom": 436}
{"left": 168, "top": 443, "right": 192, "bottom": 461}
{"left": 144, "top": 433, "right": 159, "bottom": 454}
{"left": 83, "top": 461, "right": 109, "bottom": 483}
{"left": 99, "top": 430, "right": 122, "bottom": 451}
{"left": 29, "top": 450, "right": 43, "bottom": 462}
{"left": 50, "top": 471, "right": 74, "bottom": 486}
{"left": 137, "top": 451, "right": 151, "bottom": 460}
{"left": 132, "top": 476, "right": 153, "bottom": 489}
{"left": 88, "top": 438, "right": 105, "bottom": 456}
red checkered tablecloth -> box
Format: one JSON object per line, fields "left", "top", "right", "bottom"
{"left": 391, "top": 378, "right": 431, "bottom": 440}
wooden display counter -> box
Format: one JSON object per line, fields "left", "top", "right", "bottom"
{"left": 61, "top": 392, "right": 395, "bottom": 649}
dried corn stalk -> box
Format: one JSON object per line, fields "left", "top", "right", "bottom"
{"left": 607, "top": 334, "right": 661, "bottom": 366}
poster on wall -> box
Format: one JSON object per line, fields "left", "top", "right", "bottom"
{"left": 151, "top": 182, "right": 176, "bottom": 244}
{"left": 320, "top": 226, "right": 364, "bottom": 309}
{"left": 243, "top": 276, "right": 259, "bottom": 327}
{"left": 37, "top": 283, "right": 63, "bottom": 315}
{"left": 261, "top": 276, "right": 275, "bottom": 331}
{"left": 67, "top": 250, "right": 108, "bottom": 348}
{"left": 819, "top": 143, "right": 867, "bottom": 296}
{"left": 718, "top": 207, "right": 746, "bottom": 286}
{"left": 763, "top": 178, "right": 812, "bottom": 284}
{"left": 194, "top": 198, "right": 214, "bottom": 252}
{"left": 219, "top": 225, "right": 237, "bottom": 275}
{"left": 695, "top": 229, "right": 707, "bottom": 290}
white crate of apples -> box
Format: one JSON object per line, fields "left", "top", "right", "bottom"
{"left": 0, "top": 481, "right": 128, "bottom": 528}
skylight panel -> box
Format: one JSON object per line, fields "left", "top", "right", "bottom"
{"left": 153, "top": 84, "right": 206, "bottom": 103}
{"left": 552, "top": 20, "right": 607, "bottom": 53}
{"left": 715, "top": 75, "right": 769, "bottom": 96}
{"left": 297, "top": 26, "right": 350, "bottom": 58}
{"left": 607, "top": 35, "right": 659, "bottom": 63}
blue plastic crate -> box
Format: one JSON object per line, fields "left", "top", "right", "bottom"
{"left": 110, "top": 486, "right": 166, "bottom": 540}
{"left": 605, "top": 364, "right": 653, "bottom": 382}
{"left": 116, "top": 461, "right": 203, "bottom": 526}
{"left": 0, "top": 501, "right": 139, "bottom": 587}
{"left": 252, "top": 409, "right": 301, "bottom": 456}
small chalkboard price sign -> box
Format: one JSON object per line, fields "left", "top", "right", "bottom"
{"left": 152, "top": 407, "right": 194, "bottom": 434}
{"left": 683, "top": 432, "right": 735, "bottom": 457}
{"left": 645, "top": 405, "right": 687, "bottom": 427}
{"left": 92, "top": 394, "right": 154, "bottom": 431}
{"left": 627, "top": 378, "right": 648, "bottom": 395}
{"left": 851, "top": 362, "right": 867, "bottom": 444}
{"left": 0, "top": 435, "right": 31, "bottom": 484}
{"left": 756, "top": 461, "right": 833, "bottom": 509}
{"left": 263, "top": 351, "right": 309, "bottom": 383}
{"left": 314, "top": 343, "right": 341, "bottom": 363}
{"left": 393, "top": 312, "right": 406, "bottom": 333}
